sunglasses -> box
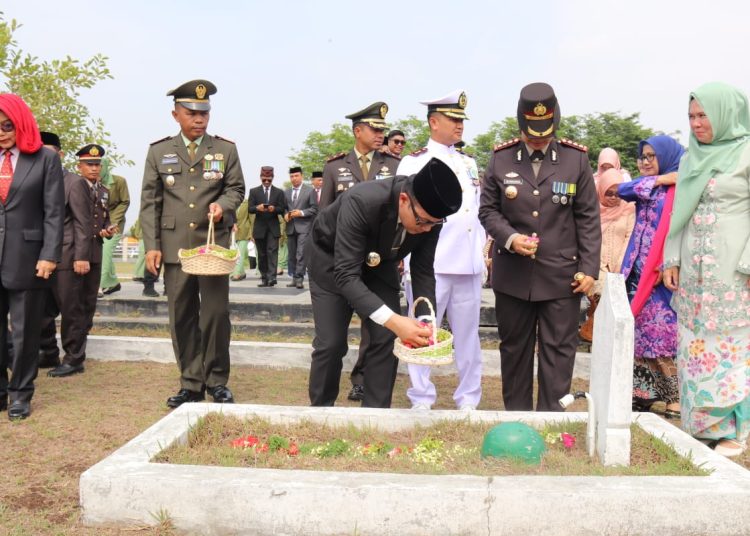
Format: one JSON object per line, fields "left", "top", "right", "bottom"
{"left": 408, "top": 196, "right": 445, "bottom": 228}
{"left": 0, "top": 121, "right": 15, "bottom": 133}
{"left": 391, "top": 139, "right": 406, "bottom": 146}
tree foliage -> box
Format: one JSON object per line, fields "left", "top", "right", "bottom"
{"left": 0, "top": 13, "right": 130, "bottom": 169}
{"left": 389, "top": 115, "right": 430, "bottom": 155}
{"left": 289, "top": 122, "right": 354, "bottom": 175}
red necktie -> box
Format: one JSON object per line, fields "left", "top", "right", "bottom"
{"left": 0, "top": 150, "right": 13, "bottom": 203}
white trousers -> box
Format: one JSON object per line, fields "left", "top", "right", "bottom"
{"left": 406, "top": 273, "right": 483, "bottom": 408}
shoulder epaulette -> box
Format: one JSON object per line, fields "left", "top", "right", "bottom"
{"left": 214, "top": 135, "right": 235, "bottom": 144}
{"left": 493, "top": 138, "right": 521, "bottom": 152}
{"left": 150, "top": 136, "right": 171, "bottom": 145}
{"left": 559, "top": 138, "right": 588, "bottom": 152}
{"left": 409, "top": 147, "right": 428, "bottom": 157}
{"left": 326, "top": 152, "right": 347, "bottom": 162}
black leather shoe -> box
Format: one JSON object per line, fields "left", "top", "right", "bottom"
{"left": 143, "top": 286, "right": 159, "bottom": 297}
{"left": 347, "top": 384, "right": 364, "bottom": 401}
{"left": 166, "top": 388, "right": 205, "bottom": 408}
{"left": 38, "top": 354, "right": 61, "bottom": 368}
{"left": 132, "top": 276, "right": 145, "bottom": 282}
{"left": 257, "top": 281, "right": 270, "bottom": 287}
{"left": 48, "top": 363, "right": 85, "bottom": 378}
{"left": 8, "top": 401, "right": 30, "bottom": 420}
{"left": 102, "top": 283, "right": 122, "bottom": 295}
{"left": 208, "top": 385, "right": 234, "bottom": 403}
{"left": 0, "top": 395, "right": 7, "bottom": 412}
{"left": 269, "top": 280, "right": 277, "bottom": 287}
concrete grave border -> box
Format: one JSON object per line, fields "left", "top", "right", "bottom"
{"left": 81, "top": 403, "right": 750, "bottom": 536}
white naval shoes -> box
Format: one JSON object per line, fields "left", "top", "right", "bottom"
{"left": 411, "top": 403, "right": 431, "bottom": 411}
{"left": 458, "top": 404, "right": 477, "bottom": 411}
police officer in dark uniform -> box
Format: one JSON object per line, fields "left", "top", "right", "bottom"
{"left": 140, "top": 79, "right": 245, "bottom": 408}
{"left": 49, "top": 144, "right": 114, "bottom": 377}
{"left": 319, "top": 101, "right": 402, "bottom": 401}
{"left": 307, "top": 158, "right": 463, "bottom": 408}
{"left": 478, "top": 83, "right": 601, "bottom": 411}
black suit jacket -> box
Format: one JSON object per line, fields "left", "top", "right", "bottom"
{"left": 307, "top": 176, "right": 439, "bottom": 320}
{"left": 248, "top": 184, "right": 286, "bottom": 239}
{"left": 58, "top": 172, "right": 93, "bottom": 270}
{"left": 0, "top": 147, "right": 64, "bottom": 290}
{"left": 285, "top": 184, "right": 318, "bottom": 235}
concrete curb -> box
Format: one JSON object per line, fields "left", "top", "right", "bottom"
{"left": 85, "top": 335, "right": 591, "bottom": 379}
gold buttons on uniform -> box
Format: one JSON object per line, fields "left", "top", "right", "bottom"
{"left": 530, "top": 254, "right": 536, "bottom": 259}
{"left": 189, "top": 222, "right": 196, "bottom": 228}
{"left": 189, "top": 203, "right": 195, "bottom": 209}
{"left": 532, "top": 211, "right": 539, "bottom": 217}
{"left": 533, "top": 190, "right": 539, "bottom": 196}
{"left": 189, "top": 185, "right": 196, "bottom": 191}
{"left": 189, "top": 168, "right": 195, "bottom": 172}
{"left": 167, "top": 168, "right": 173, "bottom": 173}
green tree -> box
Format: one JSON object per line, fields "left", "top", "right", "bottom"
{"left": 0, "top": 13, "right": 131, "bottom": 169}
{"left": 389, "top": 115, "right": 430, "bottom": 155}
{"left": 289, "top": 122, "right": 354, "bottom": 175}
{"left": 470, "top": 112, "right": 656, "bottom": 174}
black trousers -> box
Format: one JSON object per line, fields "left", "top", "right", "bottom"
{"left": 39, "top": 288, "right": 60, "bottom": 360}
{"left": 494, "top": 292, "right": 581, "bottom": 411}
{"left": 309, "top": 276, "right": 400, "bottom": 408}
{"left": 49, "top": 265, "right": 101, "bottom": 366}
{"left": 255, "top": 231, "right": 279, "bottom": 283}
{"left": 164, "top": 264, "right": 231, "bottom": 392}
{"left": 0, "top": 283, "right": 45, "bottom": 404}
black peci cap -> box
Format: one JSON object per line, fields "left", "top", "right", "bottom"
{"left": 311, "top": 171, "right": 323, "bottom": 178}
{"left": 411, "top": 158, "right": 462, "bottom": 220}
{"left": 40, "top": 131, "right": 61, "bottom": 149}
{"left": 289, "top": 166, "right": 302, "bottom": 174}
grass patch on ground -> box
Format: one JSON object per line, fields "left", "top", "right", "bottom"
{"left": 155, "top": 413, "right": 708, "bottom": 477}
{"left": 0, "top": 360, "right": 745, "bottom": 535}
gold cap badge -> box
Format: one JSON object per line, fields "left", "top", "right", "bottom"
{"left": 534, "top": 103, "right": 547, "bottom": 116}
{"left": 458, "top": 92, "right": 467, "bottom": 109}
{"left": 89, "top": 146, "right": 100, "bottom": 156}
{"left": 379, "top": 103, "right": 388, "bottom": 118}
{"left": 195, "top": 84, "right": 207, "bottom": 99}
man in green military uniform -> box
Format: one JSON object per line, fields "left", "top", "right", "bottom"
{"left": 140, "top": 79, "right": 245, "bottom": 408}
{"left": 99, "top": 157, "right": 130, "bottom": 296}
{"left": 230, "top": 200, "right": 252, "bottom": 281}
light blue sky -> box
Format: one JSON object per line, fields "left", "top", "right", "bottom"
{"left": 3, "top": 0, "right": 750, "bottom": 223}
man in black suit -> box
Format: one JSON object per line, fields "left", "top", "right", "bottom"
{"left": 247, "top": 166, "right": 286, "bottom": 287}
{"left": 48, "top": 144, "right": 114, "bottom": 378}
{"left": 284, "top": 166, "right": 317, "bottom": 289}
{"left": 306, "top": 158, "right": 462, "bottom": 408}
{"left": 38, "top": 132, "right": 92, "bottom": 371}
{"left": 0, "top": 94, "right": 64, "bottom": 420}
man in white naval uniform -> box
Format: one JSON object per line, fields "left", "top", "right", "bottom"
{"left": 397, "top": 89, "right": 485, "bottom": 411}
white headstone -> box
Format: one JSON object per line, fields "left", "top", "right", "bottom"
{"left": 590, "top": 273, "right": 634, "bottom": 466}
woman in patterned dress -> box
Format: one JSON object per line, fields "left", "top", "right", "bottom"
{"left": 618, "top": 135, "right": 684, "bottom": 418}
{"left": 664, "top": 82, "right": 750, "bottom": 457}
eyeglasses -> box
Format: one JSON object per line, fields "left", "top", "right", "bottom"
{"left": 391, "top": 139, "right": 406, "bottom": 146}
{"left": 604, "top": 191, "right": 618, "bottom": 198}
{"left": 408, "top": 196, "right": 445, "bottom": 228}
{"left": 638, "top": 153, "right": 656, "bottom": 163}
{"left": 0, "top": 121, "right": 15, "bottom": 133}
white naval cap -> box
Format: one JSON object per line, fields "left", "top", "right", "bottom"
{"left": 419, "top": 89, "right": 469, "bottom": 120}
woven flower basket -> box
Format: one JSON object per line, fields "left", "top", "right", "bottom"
{"left": 393, "top": 297, "right": 454, "bottom": 366}
{"left": 178, "top": 216, "right": 238, "bottom": 276}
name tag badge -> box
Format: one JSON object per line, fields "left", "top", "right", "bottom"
{"left": 503, "top": 178, "right": 522, "bottom": 185}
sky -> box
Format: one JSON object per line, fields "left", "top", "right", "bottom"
{"left": 3, "top": 0, "right": 750, "bottom": 225}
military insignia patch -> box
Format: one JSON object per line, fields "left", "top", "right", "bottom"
{"left": 203, "top": 155, "right": 225, "bottom": 180}
{"left": 493, "top": 138, "right": 521, "bottom": 152}
{"left": 505, "top": 185, "right": 518, "bottom": 199}
{"left": 379, "top": 103, "right": 388, "bottom": 118}
{"left": 534, "top": 103, "right": 547, "bottom": 116}
{"left": 327, "top": 152, "right": 346, "bottom": 162}
{"left": 505, "top": 172, "right": 519, "bottom": 178}
{"left": 366, "top": 252, "right": 381, "bottom": 267}
{"left": 458, "top": 92, "right": 468, "bottom": 109}
{"left": 196, "top": 84, "right": 207, "bottom": 99}
{"left": 409, "top": 147, "right": 428, "bottom": 157}
{"left": 161, "top": 155, "right": 178, "bottom": 165}
{"left": 560, "top": 139, "right": 588, "bottom": 152}
{"left": 89, "top": 146, "right": 100, "bottom": 156}
{"left": 166, "top": 175, "right": 175, "bottom": 186}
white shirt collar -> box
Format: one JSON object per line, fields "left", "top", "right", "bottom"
{"left": 427, "top": 137, "right": 457, "bottom": 155}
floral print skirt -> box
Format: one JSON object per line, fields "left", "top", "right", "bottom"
{"left": 676, "top": 324, "right": 750, "bottom": 441}
{"left": 633, "top": 357, "right": 679, "bottom": 406}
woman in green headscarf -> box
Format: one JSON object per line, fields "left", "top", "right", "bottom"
{"left": 663, "top": 82, "right": 750, "bottom": 457}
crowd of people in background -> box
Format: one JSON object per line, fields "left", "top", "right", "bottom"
{"left": 0, "top": 79, "right": 747, "bottom": 460}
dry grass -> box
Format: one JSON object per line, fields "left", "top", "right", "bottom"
{"left": 156, "top": 414, "right": 707, "bottom": 477}
{"left": 0, "top": 360, "right": 745, "bottom": 535}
